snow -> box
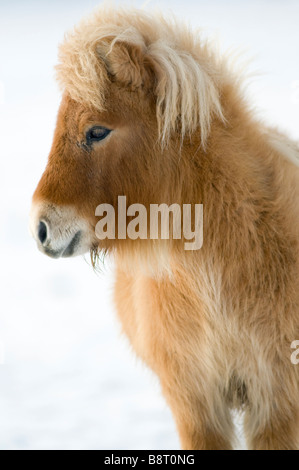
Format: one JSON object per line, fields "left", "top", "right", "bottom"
{"left": 0, "top": 0, "right": 298, "bottom": 450}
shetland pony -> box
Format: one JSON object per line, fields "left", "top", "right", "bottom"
{"left": 30, "top": 6, "right": 299, "bottom": 449}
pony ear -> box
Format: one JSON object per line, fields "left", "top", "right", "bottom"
{"left": 100, "top": 41, "right": 156, "bottom": 91}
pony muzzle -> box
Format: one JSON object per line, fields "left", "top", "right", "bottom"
{"left": 30, "top": 202, "right": 93, "bottom": 259}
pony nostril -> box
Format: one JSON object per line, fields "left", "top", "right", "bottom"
{"left": 38, "top": 221, "right": 48, "bottom": 245}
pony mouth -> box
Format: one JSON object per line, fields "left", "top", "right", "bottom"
{"left": 61, "top": 231, "right": 82, "bottom": 258}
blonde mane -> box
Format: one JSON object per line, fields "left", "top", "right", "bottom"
{"left": 56, "top": 5, "right": 227, "bottom": 146}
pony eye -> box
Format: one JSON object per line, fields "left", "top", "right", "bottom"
{"left": 86, "top": 126, "right": 111, "bottom": 144}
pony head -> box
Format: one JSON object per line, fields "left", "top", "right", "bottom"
{"left": 30, "top": 6, "right": 225, "bottom": 261}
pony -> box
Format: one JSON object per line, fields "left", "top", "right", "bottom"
{"left": 30, "top": 5, "right": 299, "bottom": 449}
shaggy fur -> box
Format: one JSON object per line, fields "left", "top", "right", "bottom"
{"left": 32, "top": 5, "right": 299, "bottom": 450}
{"left": 55, "top": 6, "right": 226, "bottom": 146}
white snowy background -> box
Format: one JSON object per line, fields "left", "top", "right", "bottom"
{"left": 0, "top": 0, "right": 298, "bottom": 450}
